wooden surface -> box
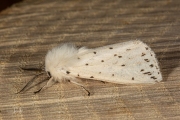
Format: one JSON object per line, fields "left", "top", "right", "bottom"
{"left": 0, "top": 0, "right": 180, "bottom": 120}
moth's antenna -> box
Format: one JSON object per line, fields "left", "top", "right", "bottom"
{"left": 16, "top": 72, "right": 45, "bottom": 94}
{"left": 20, "top": 67, "right": 44, "bottom": 72}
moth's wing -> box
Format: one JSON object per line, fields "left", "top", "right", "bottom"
{"left": 69, "top": 40, "right": 162, "bottom": 84}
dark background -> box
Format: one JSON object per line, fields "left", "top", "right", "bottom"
{"left": 0, "top": 0, "right": 23, "bottom": 12}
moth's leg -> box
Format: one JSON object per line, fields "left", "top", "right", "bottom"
{"left": 70, "top": 78, "right": 90, "bottom": 96}
{"left": 34, "top": 77, "right": 55, "bottom": 94}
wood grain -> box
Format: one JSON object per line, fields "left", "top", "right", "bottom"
{"left": 0, "top": 0, "right": 180, "bottom": 120}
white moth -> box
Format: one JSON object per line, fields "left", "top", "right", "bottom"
{"left": 19, "top": 40, "right": 162, "bottom": 95}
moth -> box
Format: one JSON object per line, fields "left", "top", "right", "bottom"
{"left": 18, "top": 40, "right": 162, "bottom": 95}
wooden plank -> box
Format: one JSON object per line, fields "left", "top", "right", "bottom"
{"left": 0, "top": 0, "right": 180, "bottom": 120}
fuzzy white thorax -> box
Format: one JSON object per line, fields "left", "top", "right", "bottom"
{"left": 45, "top": 43, "right": 81, "bottom": 81}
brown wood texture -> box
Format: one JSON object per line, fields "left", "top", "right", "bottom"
{"left": 0, "top": 0, "right": 180, "bottom": 120}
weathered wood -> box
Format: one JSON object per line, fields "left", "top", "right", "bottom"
{"left": 0, "top": 0, "right": 180, "bottom": 119}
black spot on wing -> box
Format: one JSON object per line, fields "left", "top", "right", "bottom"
{"left": 144, "top": 59, "right": 150, "bottom": 62}
{"left": 93, "top": 52, "right": 96, "bottom": 54}
{"left": 109, "top": 47, "right": 113, "bottom": 49}
{"left": 132, "top": 77, "right": 134, "bottom": 80}
{"left": 143, "top": 72, "right": 151, "bottom": 74}
{"left": 141, "top": 53, "right": 146, "bottom": 56}
{"left": 85, "top": 63, "right": 88, "bottom": 66}
{"left": 148, "top": 73, "right": 152, "bottom": 75}
{"left": 141, "top": 69, "right": 144, "bottom": 72}
{"left": 90, "top": 76, "right": 94, "bottom": 78}
{"left": 121, "top": 64, "right": 125, "bottom": 66}
{"left": 150, "top": 64, "right": 154, "bottom": 67}
{"left": 66, "top": 71, "right": 70, "bottom": 74}
{"left": 112, "top": 74, "right": 114, "bottom": 76}
{"left": 118, "top": 56, "right": 122, "bottom": 58}
{"left": 101, "top": 60, "right": 104, "bottom": 62}
{"left": 114, "top": 54, "right": 117, "bottom": 56}
{"left": 151, "top": 76, "right": 157, "bottom": 79}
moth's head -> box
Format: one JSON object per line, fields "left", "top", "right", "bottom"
{"left": 45, "top": 47, "right": 61, "bottom": 79}
{"left": 45, "top": 43, "right": 78, "bottom": 79}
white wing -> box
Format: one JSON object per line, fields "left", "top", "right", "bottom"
{"left": 69, "top": 40, "right": 162, "bottom": 84}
